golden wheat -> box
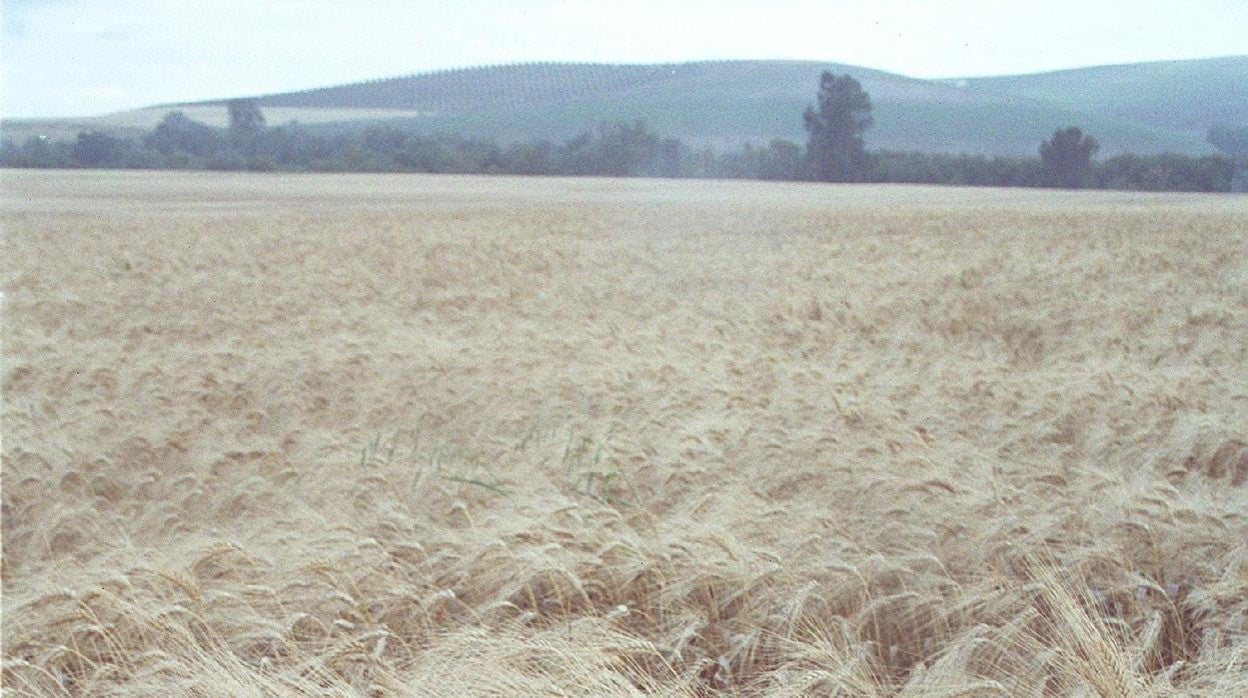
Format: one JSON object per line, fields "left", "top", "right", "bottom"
{"left": 3, "top": 171, "right": 1246, "bottom": 696}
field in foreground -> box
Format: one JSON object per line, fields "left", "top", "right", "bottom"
{"left": 2, "top": 171, "right": 1246, "bottom": 696}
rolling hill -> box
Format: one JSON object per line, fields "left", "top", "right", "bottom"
{"left": 6, "top": 57, "right": 1245, "bottom": 156}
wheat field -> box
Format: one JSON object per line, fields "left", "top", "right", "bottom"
{"left": 2, "top": 170, "right": 1246, "bottom": 696}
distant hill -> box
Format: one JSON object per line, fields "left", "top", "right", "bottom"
{"left": 957, "top": 57, "right": 1247, "bottom": 135}
{"left": 7, "top": 57, "right": 1245, "bottom": 156}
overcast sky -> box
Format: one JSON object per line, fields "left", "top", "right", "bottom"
{"left": 3, "top": 0, "right": 1246, "bottom": 118}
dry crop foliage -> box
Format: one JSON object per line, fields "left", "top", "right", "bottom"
{"left": 2, "top": 171, "right": 1246, "bottom": 696}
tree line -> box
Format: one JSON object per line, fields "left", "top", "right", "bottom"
{"left": 3, "top": 81, "right": 1245, "bottom": 192}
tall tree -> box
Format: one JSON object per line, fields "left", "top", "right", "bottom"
{"left": 226, "top": 98, "right": 266, "bottom": 151}
{"left": 803, "top": 72, "right": 873, "bottom": 182}
{"left": 1039, "top": 126, "right": 1098, "bottom": 188}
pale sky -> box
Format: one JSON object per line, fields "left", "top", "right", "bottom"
{"left": 3, "top": 0, "right": 1246, "bottom": 118}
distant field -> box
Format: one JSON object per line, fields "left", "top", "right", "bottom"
{"left": 2, "top": 171, "right": 1246, "bottom": 695}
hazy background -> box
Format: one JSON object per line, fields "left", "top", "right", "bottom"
{"left": 4, "top": 0, "right": 1247, "bottom": 118}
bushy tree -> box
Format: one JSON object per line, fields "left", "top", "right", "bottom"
{"left": 1039, "top": 126, "right": 1098, "bottom": 188}
{"left": 596, "top": 121, "right": 659, "bottom": 177}
{"left": 803, "top": 72, "right": 873, "bottom": 182}
{"left": 72, "top": 131, "right": 127, "bottom": 167}
{"left": 144, "top": 111, "right": 222, "bottom": 158}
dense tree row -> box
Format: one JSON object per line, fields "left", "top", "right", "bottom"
{"left": 2, "top": 113, "right": 1239, "bottom": 192}
{"left": 869, "top": 150, "right": 1238, "bottom": 191}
